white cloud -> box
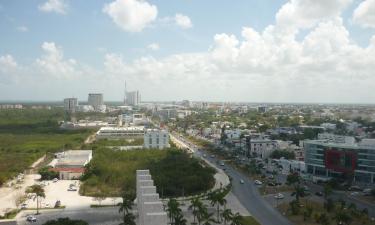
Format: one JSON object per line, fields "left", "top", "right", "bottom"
{"left": 16, "top": 26, "right": 29, "bottom": 32}
{"left": 276, "top": 0, "right": 352, "bottom": 31}
{"left": 175, "top": 14, "right": 193, "bottom": 29}
{"left": 353, "top": 0, "right": 375, "bottom": 28}
{"left": 103, "top": 0, "right": 157, "bottom": 32}
{"left": 0, "top": 55, "right": 19, "bottom": 84}
{"left": 38, "top": 0, "right": 68, "bottom": 14}
{"left": 147, "top": 43, "right": 160, "bottom": 51}
{"left": 35, "top": 42, "right": 80, "bottom": 78}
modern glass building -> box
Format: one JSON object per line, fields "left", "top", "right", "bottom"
{"left": 304, "top": 134, "right": 375, "bottom": 184}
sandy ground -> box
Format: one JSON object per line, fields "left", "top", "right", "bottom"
{"left": 24, "top": 180, "right": 122, "bottom": 210}
{"left": 0, "top": 174, "right": 40, "bottom": 216}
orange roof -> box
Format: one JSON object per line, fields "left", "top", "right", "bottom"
{"left": 49, "top": 167, "right": 85, "bottom": 173}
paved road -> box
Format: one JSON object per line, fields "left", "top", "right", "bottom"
{"left": 174, "top": 134, "right": 293, "bottom": 225}
{"left": 18, "top": 207, "right": 122, "bottom": 225}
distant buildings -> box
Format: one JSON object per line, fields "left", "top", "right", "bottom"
{"left": 88, "top": 93, "right": 105, "bottom": 111}
{"left": 0, "top": 104, "right": 23, "bottom": 109}
{"left": 96, "top": 126, "right": 145, "bottom": 139}
{"left": 144, "top": 129, "right": 170, "bottom": 149}
{"left": 258, "top": 106, "right": 267, "bottom": 113}
{"left": 125, "top": 91, "right": 141, "bottom": 106}
{"left": 304, "top": 134, "right": 375, "bottom": 184}
{"left": 63, "top": 98, "right": 78, "bottom": 113}
{"left": 49, "top": 150, "right": 92, "bottom": 180}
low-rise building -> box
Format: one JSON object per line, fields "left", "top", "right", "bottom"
{"left": 304, "top": 135, "right": 375, "bottom": 184}
{"left": 96, "top": 126, "right": 145, "bottom": 139}
{"left": 144, "top": 129, "right": 170, "bottom": 149}
{"left": 50, "top": 150, "right": 92, "bottom": 180}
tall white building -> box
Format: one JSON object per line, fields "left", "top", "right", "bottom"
{"left": 64, "top": 98, "right": 78, "bottom": 113}
{"left": 125, "top": 91, "right": 141, "bottom": 106}
{"left": 88, "top": 93, "right": 104, "bottom": 111}
{"left": 144, "top": 129, "right": 170, "bottom": 149}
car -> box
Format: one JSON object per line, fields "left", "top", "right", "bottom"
{"left": 350, "top": 191, "right": 360, "bottom": 196}
{"left": 21, "top": 203, "right": 27, "bottom": 209}
{"left": 52, "top": 178, "right": 58, "bottom": 183}
{"left": 267, "top": 182, "right": 276, "bottom": 186}
{"left": 210, "top": 155, "right": 215, "bottom": 158}
{"left": 254, "top": 180, "right": 263, "bottom": 185}
{"left": 363, "top": 188, "right": 372, "bottom": 196}
{"left": 274, "top": 193, "right": 284, "bottom": 199}
{"left": 348, "top": 186, "right": 362, "bottom": 191}
{"left": 68, "top": 187, "right": 77, "bottom": 191}
{"left": 222, "top": 168, "right": 227, "bottom": 171}
{"left": 203, "top": 154, "right": 207, "bottom": 157}
{"left": 315, "top": 191, "right": 323, "bottom": 196}
{"left": 240, "top": 179, "right": 244, "bottom": 184}
{"left": 26, "top": 215, "right": 37, "bottom": 222}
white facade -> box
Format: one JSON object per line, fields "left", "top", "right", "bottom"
{"left": 96, "top": 126, "right": 145, "bottom": 139}
{"left": 88, "top": 93, "right": 104, "bottom": 111}
{"left": 144, "top": 129, "right": 170, "bottom": 149}
{"left": 249, "top": 139, "right": 279, "bottom": 159}
{"left": 64, "top": 98, "right": 78, "bottom": 113}
{"left": 125, "top": 91, "right": 141, "bottom": 106}
{"left": 224, "top": 129, "right": 242, "bottom": 139}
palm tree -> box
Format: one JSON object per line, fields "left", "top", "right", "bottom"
{"left": 334, "top": 210, "right": 352, "bottom": 225}
{"left": 166, "top": 198, "right": 181, "bottom": 225}
{"left": 27, "top": 184, "right": 45, "bottom": 215}
{"left": 207, "top": 190, "right": 227, "bottom": 222}
{"left": 174, "top": 213, "right": 187, "bottom": 225}
{"left": 196, "top": 203, "right": 208, "bottom": 225}
{"left": 118, "top": 192, "right": 136, "bottom": 225}
{"left": 189, "top": 197, "right": 203, "bottom": 224}
{"left": 221, "top": 208, "right": 233, "bottom": 225}
{"left": 201, "top": 212, "right": 215, "bottom": 225}
{"left": 287, "top": 173, "right": 304, "bottom": 202}
{"left": 230, "top": 213, "right": 242, "bottom": 225}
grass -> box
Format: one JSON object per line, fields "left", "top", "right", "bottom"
{"left": 239, "top": 216, "right": 261, "bottom": 225}
{"left": 0, "top": 209, "right": 20, "bottom": 220}
{"left": 0, "top": 108, "right": 93, "bottom": 185}
{"left": 90, "top": 204, "right": 116, "bottom": 208}
{"left": 80, "top": 148, "right": 216, "bottom": 197}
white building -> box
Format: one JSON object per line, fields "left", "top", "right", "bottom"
{"left": 96, "top": 126, "right": 145, "bottom": 139}
{"left": 249, "top": 139, "right": 279, "bottom": 159}
{"left": 320, "top": 123, "right": 337, "bottom": 130}
{"left": 64, "top": 98, "right": 78, "bottom": 113}
{"left": 144, "top": 129, "right": 170, "bottom": 149}
{"left": 88, "top": 93, "right": 104, "bottom": 111}
{"left": 224, "top": 129, "right": 242, "bottom": 140}
{"left": 50, "top": 150, "right": 92, "bottom": 180}
{"left": 125, "top": 91, "right": 141, "bottom": 106}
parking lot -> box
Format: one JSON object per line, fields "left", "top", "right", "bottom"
{"left": 24, "top": 180, "right": 121, "bottom": 210}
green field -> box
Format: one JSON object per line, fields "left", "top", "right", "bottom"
{"left": 80, "top": 148, "right": 216, "bottom": 197}
{"left": 0, "top": 109, "right": 92, "bottom": 185}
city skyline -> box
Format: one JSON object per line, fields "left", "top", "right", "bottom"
{"left": 1, "top": 0, "right": 375, "bottom": 103}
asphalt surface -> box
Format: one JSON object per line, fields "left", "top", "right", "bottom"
{"left": 175, "top": 134, "right": 293, "bottom": 225}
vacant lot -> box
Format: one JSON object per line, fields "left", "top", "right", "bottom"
{"left": 0, "top": 109, "right": 92, "bottom": 185}
{"left": 80, "top": 149, "right": 216, "bottom": 197}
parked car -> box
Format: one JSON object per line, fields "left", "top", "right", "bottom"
{"left": 26, "top": 215, "right": 37, "bottom": 223}
{"left": 268, "top": 182, "right": 276, "bottom": 186}
{"left": 68, "top": 187, "right": 77, "bottom": 191}
{"left": 52, "top": 178, "right": 58, "bottom": 183}
{"left": 350, "top": 191, "right": 360, "bottom": 196}
{"left": 315, "top": 191, "right": 323, "bottom": 196}
{"left": 254, "top": 180, "right": 263, "bottom": 185}
{"left": 21, "top": 203, "right": 27, "bottom": 209}
{"left": 274, "top": 193, "right": 284, "bottom": 199}
{"left": 348, "top": 186, "right": 362, "bottom": 191}
{"left": 240, "top": 179, "right": 245, "bottom": 184}
{"left": 362, "top": 188, "right": 372, "bottom": 195}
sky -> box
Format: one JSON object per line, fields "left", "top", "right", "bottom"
{"left": 1, "top": 0, "right": 375, "bottom": 103}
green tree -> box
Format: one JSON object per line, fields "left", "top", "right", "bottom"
{"left": 230, "top": 213, "right": 242, "bottom": 225}
{"left": 286, "top": 173, "right": 304, "bottom": 202}
{"left": 27, "top": 184, "right": 45, "bottom": 215}
{"left": 207, "top": 190, "right": 227, "bottom": 222}
{"left": 189, "top": 197, "right": 203, "bottom": 224}
{"left": 166, "top": 198, "right": 182, "bottom": 225}
{"left": 334, "top": 210, "right": 352, "bottom": 225}
{"left": 221, "top": 209, "right": 233, "bottom": 225}
{"left": 119, "top": 191, "right": 136, "bottom": 225}
{"left": 43, "top": 218, "right": 88, "bottom": 225}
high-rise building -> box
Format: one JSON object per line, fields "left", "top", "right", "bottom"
{"left": 88, "top": 93, "right": 104, "bottom": 111}
{"left": 63, "top": 98, "right": 78, "bottom": 113}
{"left": 125, "top": 91, "right": 141, "bottom": 106}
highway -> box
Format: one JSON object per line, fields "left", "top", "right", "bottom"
{"left": 174, "top": 134, "right": 293, "bottom": 225}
